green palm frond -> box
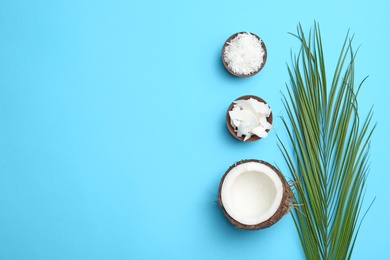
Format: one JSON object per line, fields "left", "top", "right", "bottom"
{"left": 278, "top": 23, "right": 375, "bottom": 260}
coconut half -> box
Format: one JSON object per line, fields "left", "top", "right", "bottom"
{"left": 218, "top": 159, "right": 290, "bottom": 230}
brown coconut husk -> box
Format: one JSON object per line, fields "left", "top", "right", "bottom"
{"left": 217, "top": 159, "right": 291, "bottom": 230}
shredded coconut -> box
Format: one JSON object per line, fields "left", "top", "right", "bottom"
{"left": 224, "top": 32, "right": 265, "bottom": 76}
{"left": 229, "top": 98, "right": 273, "bottom": 141}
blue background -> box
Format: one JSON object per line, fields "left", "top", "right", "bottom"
{"left": 0, "top": 0, "right": 388, "bottom": 259}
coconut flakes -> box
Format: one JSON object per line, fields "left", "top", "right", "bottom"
{"left": 229, "top": 98, "right": 273, "bottom": 141}
{"left": 224, "top": 32, "right": 265, "bottom": 75}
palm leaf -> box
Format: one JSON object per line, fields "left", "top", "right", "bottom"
{"left": 278, "top": 23, "right": 375, "bottom": 260}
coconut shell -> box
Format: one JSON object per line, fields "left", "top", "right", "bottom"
{"left": 217, "top": 159, "right": 291, "bottom": 230}
{"left": 226, "top": 95, "right": 273, "bottom": 142}
{"left": 222, "top": 32, "right": 267, "bottom": 77}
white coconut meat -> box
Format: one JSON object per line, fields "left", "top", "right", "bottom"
{"left": 220, "top": 161, "right": 284, "bottom": 226}
{"left": 229, "top": 98, "right": 273, "bottom": 141}
{"left": 223, "top": 32, "right": 265, "bottom": 75}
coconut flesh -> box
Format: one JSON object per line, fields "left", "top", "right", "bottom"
{"left": 218, "top": 160, "right": 290, "bottom": 229}
{"left": 223, "top": 32, "right": 266, "bottom": 76}
{"left": 229, "top": 97, "right": 273, "bottom": 141}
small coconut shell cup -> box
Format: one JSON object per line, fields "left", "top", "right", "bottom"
{"left": 218, "top": 159, "right": 291, "bottom": 230}
{"left": 222, "top": 32, "right": 267, "bottom": 77}
{"left": 226, "top": 95, "right": 273, "bottom": 142}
